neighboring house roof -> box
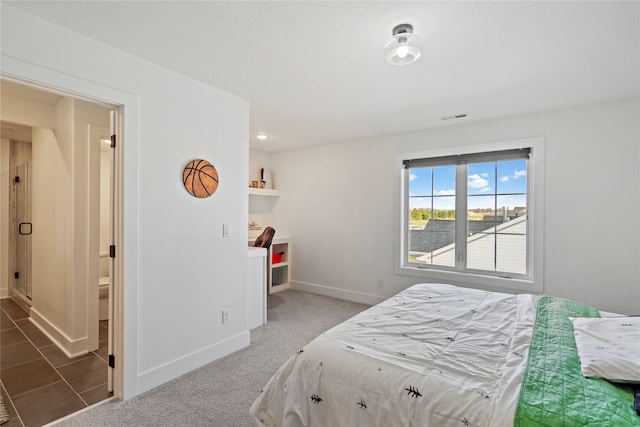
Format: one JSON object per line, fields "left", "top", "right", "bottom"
{"left": 414, "top": 215, "right": 528, "bottom": 274}
{"left": 410, "top": 219, "right": 505, "bottom": 253}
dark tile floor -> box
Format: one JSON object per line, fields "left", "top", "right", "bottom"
{"left": 1, "top": 298, "right": 112, "bottom": 427}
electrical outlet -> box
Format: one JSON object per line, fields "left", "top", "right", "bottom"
{"left": 377, "top": 277, "right": 384, "bottom": 288}
{"left": 222, "top": 309, "right": 230, "bottom": 324}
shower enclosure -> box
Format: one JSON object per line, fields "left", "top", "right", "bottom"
{"left": 10, "top": 160, "right": 33, "bottom": 306}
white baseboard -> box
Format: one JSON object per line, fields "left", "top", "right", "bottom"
{"left": 137, "top": 330, "right": 250, "bottom": 394}
{"left": 290, "top": 281, "right": 385, "bottom": 306}
{"left": 269, "top": 283, "right": 290, "bottom": 293}
{"left": 29, "top": 307, "right": 89, "bottom": 358}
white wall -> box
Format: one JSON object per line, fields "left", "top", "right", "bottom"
{"left": 249, "top": 149, "right": 272, "bottom": 187}
{"left": 270, "top": 98, "right": 640, "bottom": 314}
{"left": 31, "top": 126, "right": 67, "bottom": 337}
{"left": 2, "top": 5, "right": 250, "bottom": 399}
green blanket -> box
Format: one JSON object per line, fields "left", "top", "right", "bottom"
{"left": 514, "top": 296, "right": 639, "bottom": 427}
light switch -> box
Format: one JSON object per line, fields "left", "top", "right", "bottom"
{"left": 223, "top": 223, "right": 230, "bottom": 238}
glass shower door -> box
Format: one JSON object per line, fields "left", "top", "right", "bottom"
{"left": 13, "top": 161, "right": 33, "bottom": 302}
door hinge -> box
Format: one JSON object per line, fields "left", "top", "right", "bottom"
{"left": 108, "top": 354, "right": 115, "bottom": 369}
{"left": 14, "top": 176, "right": 20, "bottom": 183}
{"left": 110, "top": 134, "right": 116, "bottom": 148}
{"left": 14, "top": 272, "right": 19, "bottom": 279}
{"left": 110, "top": 245, "right": 116, "bottom": 258}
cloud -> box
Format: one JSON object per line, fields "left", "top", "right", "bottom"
{"left": 497, "top": 169, "right": 525, "bottom": 184}
{"left": 468, "top": 173, "right": 489, "bottom": 190}
{"left": 512, "top": 170, "right": 526, "bottom": 179}
{"left": 435, "top": 189, "right": 455, "bottom": 196}
{"left": 409, "top": 173, "right": 418, "bottom": 181}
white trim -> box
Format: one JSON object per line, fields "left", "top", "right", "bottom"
{"left": 269, "top": 283, "right": 291, "bottom": 293}
{"left": 290, "top": 280, "right": 384, "bottom": 306}
{"left": 41, "top": 397, "right": 117, "bottom": 427}
{"left": 395, "top": 136, "right": 544, "bottom": 293}
{"left": 29, "top": 308, "right": 89, "bottom": 358}
{"left": 137, "top": 331, "right": 250, "bottom": 394}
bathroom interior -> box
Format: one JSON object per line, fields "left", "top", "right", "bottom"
{"left": 1, "top": 79, "right": 115, "bottom": 426}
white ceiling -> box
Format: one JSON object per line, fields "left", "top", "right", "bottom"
{"left": 4, "top": 1, "right": 640, "bottom": 152}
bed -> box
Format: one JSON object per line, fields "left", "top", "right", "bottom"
{"left": 249, "top": 283, "right": 639, "bottom": 427}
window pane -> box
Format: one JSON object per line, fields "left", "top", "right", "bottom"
{"left": 467, "top": 233, "right": 495, "bottom": 271}
{"left": 433, "top": 165, "right": 455, "bottom": 196}
{"left": 409, "top": 197, "right": 456, "bottom": 267}
{"left": 467, "top": 163, "right": 495, "bottom": 196}
{"left": 467, "top": 160, "right": 527, "bottom": 275}
{"left": 467, "top": 220, "right": 527, "bottom": 274}
{"left": 496, "top": 233, "right": 527, "bottom": 274}
{"left": 408, "top": 165, "right": 455, "bottom": 267}
{"left": 409, "top": 167, "right": 432, "bottom": 197}
{"left": 467, "top": 194, "right": 498, "bottom": 230}
{"left": 497, "top": 160, "right": 527, "bottom": 194}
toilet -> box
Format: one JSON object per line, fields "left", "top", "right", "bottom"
{"left": 99, "top": 276, "right": 109, "bottom": 321}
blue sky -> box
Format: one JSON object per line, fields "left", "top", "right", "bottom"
{"left": 409, "top": 160, "right": 527, "bottom": 210}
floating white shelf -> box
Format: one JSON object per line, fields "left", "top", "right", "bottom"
{"left": 248, "top": 188, "right": 281, "bottom": 197}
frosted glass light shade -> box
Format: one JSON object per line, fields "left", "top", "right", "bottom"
{"left": 385, "top": 33, "right": 421, "bottom": 65}
{"left": 385, "top": 23, "right": 422, "bottom": 65}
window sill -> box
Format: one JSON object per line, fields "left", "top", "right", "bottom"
{"left": 396, "top": 264, "right": 542, "bottom": 293}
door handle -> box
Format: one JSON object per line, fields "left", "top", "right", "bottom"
{"left": 18, "top": 222, "right": 32, "bottom": 235}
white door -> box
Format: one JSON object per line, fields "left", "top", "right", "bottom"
{"left": 107, "top": 110, "right": 117, "bottom": 392}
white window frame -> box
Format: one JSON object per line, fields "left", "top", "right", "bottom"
{"left": 395, "top": 137, "right": 544, "bottom": 293}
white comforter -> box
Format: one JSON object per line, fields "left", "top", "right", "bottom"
{"left": 250, "top": 283, "right": 538, "bottom": 427}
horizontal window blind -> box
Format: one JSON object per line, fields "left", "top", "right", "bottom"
{"left": 403, "top": 148, "right": 531, "bottom": 169}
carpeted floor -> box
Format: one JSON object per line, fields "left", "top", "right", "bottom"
{"left": 52, "top": 289, "right": 369, "bottom": 427}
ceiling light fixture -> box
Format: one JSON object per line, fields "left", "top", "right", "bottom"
{"left": 256, "top": 134, "right": 268, "bottom": 140}
{"left": 385, "top": 23, "right": 421, "bottom": 65}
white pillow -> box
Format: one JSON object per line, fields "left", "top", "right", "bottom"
{"left": 569, "top": 316, "right": 640, "bottom": 383}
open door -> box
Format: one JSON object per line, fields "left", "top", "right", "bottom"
{"left": 107, "top": 109, "right": 117, "bottom": 392}
{"left": 107, "top": 105, "right": 125, "bottom": 399}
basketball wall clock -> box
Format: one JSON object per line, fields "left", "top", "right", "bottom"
{"left": 183, "top": 159, "right": 219, "bottom": 198}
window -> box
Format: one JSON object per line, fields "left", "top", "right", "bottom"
{"left": 397, "top": 138, "right": 544, "bottom": 292}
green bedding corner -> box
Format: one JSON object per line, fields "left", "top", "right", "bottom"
{"left": 514, "top": 296, "right": 639, "bottom": 427}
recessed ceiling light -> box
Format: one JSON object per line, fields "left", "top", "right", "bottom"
{"left": 256, "top": 134, "right": 268, "bottom": 140}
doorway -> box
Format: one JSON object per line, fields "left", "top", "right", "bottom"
{"left": 0, "top": 78, "right": 122, "bottom": 425}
